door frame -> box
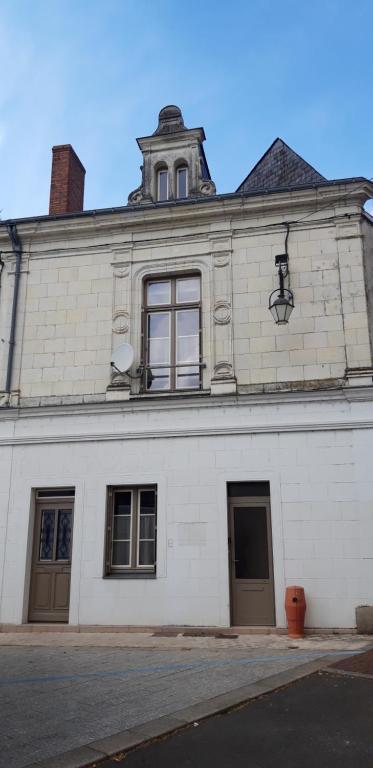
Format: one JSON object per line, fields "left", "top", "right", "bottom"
{"left": 228, "top": 495, "right": 275, "bottom": 627}
{"left": 28, "top": 489, "right": 75, "bottom": 623}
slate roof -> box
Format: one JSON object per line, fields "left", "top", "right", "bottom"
{"left": 236, "top": 138, "right": 326, "bottom": 193}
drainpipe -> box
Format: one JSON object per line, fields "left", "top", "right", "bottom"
{"left": 3, "top": 223, "right": 22, "bottom": 403}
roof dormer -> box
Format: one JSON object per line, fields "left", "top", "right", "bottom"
{"left": 128, "top": 105, "right": 216, "bottom": 205}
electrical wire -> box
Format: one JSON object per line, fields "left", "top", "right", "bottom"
{"left": 287, "top": 175, "right": 373, "bottom": 226}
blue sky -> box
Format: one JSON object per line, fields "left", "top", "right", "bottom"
{"left": 1, "top": 0, "right": 373, "bottom": 219}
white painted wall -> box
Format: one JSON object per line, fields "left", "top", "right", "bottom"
{"left": 1, "top": 393, "right": 372, "bottom": 629}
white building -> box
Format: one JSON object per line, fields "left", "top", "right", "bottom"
{"left": 0, "top": 105, "right": 373, "bottom": 630}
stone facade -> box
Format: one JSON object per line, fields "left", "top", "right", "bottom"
{"left": 1, "top": 185, "right": 371, "bottom": 405}
{"left": 0, "top": 106, "right": 373, "bottom": 630}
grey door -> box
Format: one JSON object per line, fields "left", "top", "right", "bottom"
{"left": 29, "top": 500, "right": 74, "bottom": 623}
{"left": 229, "top": 498, "right": 275, "bottom": 626}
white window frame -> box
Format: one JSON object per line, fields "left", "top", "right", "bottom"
{"left": 176, "top": 166, "right": 188, "bottom": 199}
{"left": 157, "top": 169, "right": 169, "bottom": 201}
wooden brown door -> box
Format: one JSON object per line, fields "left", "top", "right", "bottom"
{"left": 29, "top": 499, "right": 74, "bottom": 623}
{"left": 229, "top": 498, "right": 275, "bottom": 626}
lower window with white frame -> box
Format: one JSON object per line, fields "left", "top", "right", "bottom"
{"left": 105, "top": 486, "right": 157, "bottom": 576}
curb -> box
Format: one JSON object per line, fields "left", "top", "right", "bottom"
{"left": 25, "top": 654, "right": 339, "bottom": 768}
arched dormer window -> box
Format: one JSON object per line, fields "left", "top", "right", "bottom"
{"left": 157, "top": 167, "right": 169, "bottom": 201}
{"left": 176, "top": 165, "right": 188, "bottom": 199}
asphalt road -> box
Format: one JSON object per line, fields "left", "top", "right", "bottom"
{"left": 98, "top": 671, "right": 373, "bottom": 768}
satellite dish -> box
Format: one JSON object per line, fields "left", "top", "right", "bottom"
{"left": 111, "top": 343, "right": 134, "bottom": 373}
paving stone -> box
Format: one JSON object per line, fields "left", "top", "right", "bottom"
{"left": 0, "top": 637, "right": 368, "bottom": 768}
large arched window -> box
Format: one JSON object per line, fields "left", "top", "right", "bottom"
{"left": 157, "top": 167, "right": 169, "bottom": 201}
{"left": 176, "top": 165, "right": 188, "bottom": 199}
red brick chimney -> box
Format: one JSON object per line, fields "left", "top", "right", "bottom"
{"left": 49, "top": 144, "right": 86, "bottom": 215}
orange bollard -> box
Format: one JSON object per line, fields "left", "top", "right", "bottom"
{"left": 285, "top": 586, "right": 306, "bottom": 638}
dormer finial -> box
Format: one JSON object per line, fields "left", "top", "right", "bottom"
{"left": 154, "top": 105, "right": 186, "bottom": 136}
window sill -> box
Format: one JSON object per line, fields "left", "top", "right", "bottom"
{"left": 104, "top": 572, "right": 157, "bottom": 580}
{"left": 131, "top": 389, "right": 211, "bottom": 400}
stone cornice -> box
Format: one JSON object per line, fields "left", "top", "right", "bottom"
{"left": 137, "top": 127, "right": 205, "bottom": 151}
{"left": 0, "top": 417, "right": 372, "bottom": 448}
{"left": 1, "top": 179, "right": 372, "bottom": 248}
{"left": 3, "top": 214, "right": 362, "bottom": 264}
{"left": 0, "top": 384, "right": 372, "bottom": 422}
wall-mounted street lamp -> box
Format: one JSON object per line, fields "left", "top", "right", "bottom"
{"left": 268, "top": 253, "right": 294, "bottom": 325}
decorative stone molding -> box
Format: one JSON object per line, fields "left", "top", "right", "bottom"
{"left": 107, "top": 256, "right": 133, "bottom": 396}
{"left": 112, "top": 310, "right": 130, "bottom": 335}
{"left": 198, "top": 179, "right": 216, "bottom": 197}
{"left": 210, "top": 238, "right": 236, "bottom": 395}
{"left": 0, "top": 391, "right": 20, "bottom": 407}
{"left": 213, "top": 252, "right": 230, "bottom": 269}
{"left": 345, "top": 367, "right": 373, "bottom": 387}
{"left": 335, "top": 221, "right": 361, "bottom": 240}
{"left": 213, "top": 361, "right": 234, "bottom": 379}
{"left": 4, "top": 409, "right": 373, "bottom": 447}
{"left": 128, "top": 187, "right": 144, "bottom": 205}
{"left": 113, "top": 266, "right": 130, "bottom": 279}
{"left": 110, "top": 246, "right": 133, "bottom": 264}
{"left": 106, "top": 382, "right": 130, "bottom": 401}
{"left": 6, "top": 255, "right": 30, "bottom": 275}
{"left": 213, "top": 301, "right": 231, "bottom": 325}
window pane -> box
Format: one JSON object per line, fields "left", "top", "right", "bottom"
{"left": 147, "top": 281, "right": 171, "bottom": 306}
{"left": 114, "top": 492, "right": 131, "bottom": 516}
{"left": 176, "top": 310, "right": 199, "bottom": 368}
{"left": 37, "top": 489, "right": 75, "bottom": 498}
{"left": 39, "top": 510, "right": 55, "bottom": 560}
{"left": 175, "top": 308, "right": 200, "bottom": 388}
{"left": 113, "top": 516, "right": 131, "bottom": 540}
{"left": 233, "top": 506, "right": 269, "bottom": 580}
{"left": 177, "top": 336, "right": 199, "bottom": 364}
{"left": 176, "top": 309, "right": 199, "bottom": 337}
{"left": 148, "top": 338, "right": 170, "bottom": 365}
{"left": 148, "top": 313, "right": 170, "bottom": 338}
{"left": 112, "top": 541, "right": 130, "bottom": 566}
{"left": 176, "top": 278, "right": 200, "bottom": 303}
{"left": 140, "top": 515, "right": 155, "bottom": 539}
{"left": 158, "top": 170, "right": 168, "bottom": 201}
{"left": 177, "top": 167, "right": 187, "bottom": 198}
{"left": 140, "top": 490, "right": 156, "bottom": 514}
{"left": 176, "top": 365, "right": 200, "bottom": 389}
{"left": 138, "top": 490, "right": 156, "bottom": 566}
{"left": 148, "top": 369, "right": 170, "bottom": 390}
{"left": 139, "top": 541, "right": 155, "bottom": 566}
{"left": 56, "top": 510, "right": 72, "bottom": 560}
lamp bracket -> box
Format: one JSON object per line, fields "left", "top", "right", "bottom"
{"left": 275, "top": 254, "right": 288, "bottom": 267}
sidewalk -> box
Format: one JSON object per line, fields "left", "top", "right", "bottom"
{"left": 0, "top": 630, "right": 370, "bottom": 768}
{"left": 0, "top": 628, "right": 369, "bottom": 652}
